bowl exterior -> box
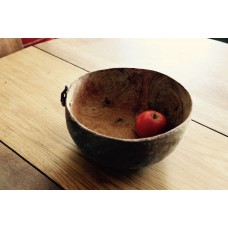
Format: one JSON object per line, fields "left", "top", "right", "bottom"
{"left": 65, "top": 108, "right": 189, "bottom": 169}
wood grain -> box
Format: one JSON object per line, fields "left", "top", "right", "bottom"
{"left": 0, "top": 47, "right": 228, "bottom": 189}
{"left": 0, "top": 142, "right": 61, "bottom": 190}
{"left": 0, "top": 38, "right": 23, "bottom": 58}
{"left": 36, "top": 38, "right": 228, "bottom": 136}
{"left": 71, "top": 68, "right": 192, "bottom": 139}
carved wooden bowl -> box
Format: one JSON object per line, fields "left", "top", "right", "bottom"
{"left": 62, "top": 68, "right": 192, "bottom": 169}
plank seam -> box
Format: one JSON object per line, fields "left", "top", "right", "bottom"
{"left": 0, "top": 140, "right": 64, "bottom": 190}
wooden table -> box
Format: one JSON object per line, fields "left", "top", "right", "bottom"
{"left": 1, "top": 39, "right": 228, "bottom": 189}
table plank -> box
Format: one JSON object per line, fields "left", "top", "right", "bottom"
{"left": 0, "top": 142, "right": 61, "bottom": 190}
{"left": 36, "top": 38, "right": 228, "bottom": 136}
{"left": 0, "top": 47, "right": 228, "bottom": 189}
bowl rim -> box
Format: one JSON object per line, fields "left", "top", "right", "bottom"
{"left": 66, "top": 67, "right": 193, "bottom": 143}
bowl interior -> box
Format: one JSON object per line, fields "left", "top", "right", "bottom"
{"left": 69, "top": 68, "right": 192, "bottom": 139}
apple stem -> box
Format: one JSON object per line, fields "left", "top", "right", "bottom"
{"left": 153, "top": 113, "right": 158, "bottom": 119}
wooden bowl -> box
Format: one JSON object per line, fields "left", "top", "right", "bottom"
{"left": 61, "top": 68, "right": 192, "bottom": 169}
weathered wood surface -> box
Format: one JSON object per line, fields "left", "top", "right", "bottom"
{"left": 36, "top": 38, "right": 228, "bottom": 136}
{"left": 1, "top": 47, "right": 228, "bottom": 189}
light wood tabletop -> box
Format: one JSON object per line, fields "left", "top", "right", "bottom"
{"left": 36, "top": 39, "right": 228, "bottom": 136}
{"left": 1, "top": 39, "right": 228, "bottom": 189}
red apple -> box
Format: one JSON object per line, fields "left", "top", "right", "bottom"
{"left": 135, "top": 110, "right": 167, "bottom": 138}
